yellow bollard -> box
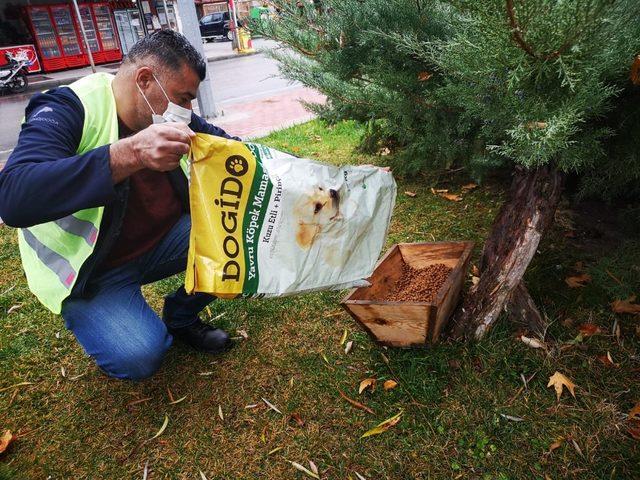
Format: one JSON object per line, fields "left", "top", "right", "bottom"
{"left": 237, "top": 27, "right": 255, "bottom": 54}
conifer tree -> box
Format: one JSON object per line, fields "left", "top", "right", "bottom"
{"left": 254, "top": 0, "right": 640, "bottom": 339}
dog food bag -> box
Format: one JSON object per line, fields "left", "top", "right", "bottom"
{"left": 185, "top": 133, "right": 397, "bottom": 298}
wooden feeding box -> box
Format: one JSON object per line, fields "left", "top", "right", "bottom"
{"left": 341, "top": 241, "right": 474, "bottom": 347}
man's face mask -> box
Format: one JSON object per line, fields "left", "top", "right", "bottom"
{"left": 137, "top": 72, "right": 192, "bottom": 125}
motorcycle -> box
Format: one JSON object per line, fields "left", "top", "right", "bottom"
{"left": 0, "top": 50, "right": 29, "bottom": 94}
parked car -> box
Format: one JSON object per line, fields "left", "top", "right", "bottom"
{"left": 199, "top": 12, "right": 232, "bottom": 42}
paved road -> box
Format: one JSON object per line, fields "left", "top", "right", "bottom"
{"left": 0, "top": 47, "right": 297, "bottom": 166}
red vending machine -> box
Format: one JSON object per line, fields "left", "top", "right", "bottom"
{"left": 25, "top": 4, "right": 83, "bottom": 71}
{"left": 24, "top": 3, "right": 122, "bottom": 73}
{"left": 48, "top": 4, "right": 85, "bottom": 68}
{"left": 77, "top": 3, "right": 104, "bottom": 63}
{"left": 24, "top": 6, "right": 65, "bottom": 72}
{"left": 90, "top": 2, "right": 122, "bottom": 63}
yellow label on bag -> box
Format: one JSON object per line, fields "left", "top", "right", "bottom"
{"left": 186, "top": 133, "right": 258, "bottom": 296}
{"left": 186, "top": 133, "right": 397, "bottom": 299}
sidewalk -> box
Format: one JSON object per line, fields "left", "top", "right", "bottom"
{"left": 213, "top": 87, "right": 325, "bottom": 139}
{"left": 24, "top": 38, "right": 271, "bottom": 94}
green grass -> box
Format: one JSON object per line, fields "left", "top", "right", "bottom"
{"left": 1, "top": 120, "right": 639, "bottom": 479}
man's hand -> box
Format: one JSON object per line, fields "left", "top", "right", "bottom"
{"left": 109, "top": 123, "right": 195, "bottom": 183}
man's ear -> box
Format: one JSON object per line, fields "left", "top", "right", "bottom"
{"left": 135, "top": 66, "right": 154, "bottom": 91}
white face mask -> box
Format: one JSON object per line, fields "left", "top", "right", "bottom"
{"left": 137, "top": 73, "right": 193, "bottom": 125}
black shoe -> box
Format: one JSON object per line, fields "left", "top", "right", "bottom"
{"left": 168, "top": 319, "right": 232, "bottom": 354}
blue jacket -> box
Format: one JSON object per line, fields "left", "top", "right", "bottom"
{"left": 0, "top": 86, "right": 237, "bottom": 297}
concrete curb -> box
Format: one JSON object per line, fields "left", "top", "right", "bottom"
{"left": 26, "top": 50, "right": 260, "bottom": 94}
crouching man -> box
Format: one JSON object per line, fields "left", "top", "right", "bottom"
{"left": 0, "top": 31, "right": 236, "bottom": 380}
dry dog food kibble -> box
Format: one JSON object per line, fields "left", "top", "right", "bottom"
{"left": 383, "top": 263, "right": 452, "bottom": 302}
{"left": 185, "top": 133, "right": 397, "bottom": 298}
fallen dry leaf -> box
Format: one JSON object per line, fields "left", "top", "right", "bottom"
{"left": 168, "top": 395, "right": 187, "bottom": 405}
{"left": 199, "top": 470, "right": 208, "bottom": 480}
{"left": 547, "top": 371, "right": 577, "bottom": 401}
{"left": 149, "top": 415, "right": 169, "bottom": 440}
{"left": 7, "top": 304, "right": 22, "bottom": 314}
{"left": 237, "top": 329, "right": 249, "bottom": 340}
{"left": 578, "top": 323, "right": 601, "bottom": 336}
{"left": 570, "top": 438, "right": 583, "bottom": 457}
{"left": 461, "top": 183, "right": 478, "bottom": 191}
{"left": 354, "top": 472, "right": 367, "bottom": 480}
{"left": 500, "top": 413, "right": 524, "bottom": 422}
{"left": 597, "top": 352, "right": 618, "bottom": 368}
{"left": 379, "top": 147, "right": 391, "bottom": 156}
{"left": 289, "top": 412, "right": 305, "bottom": 427}
{"left": 440, "top": 193, "right": 463, "bottom": 202}
{"left": 359, "top": 378, "right": 376, "bottom": 394}
{"left": 628, "top": 425, "right": 640, "bottom": 440}
{"left": 548, "top": 437, "right": 564, "bottom": 453}
{"left": 430, "top": 188, "right": 449, "bottom": 194}
{"left": 288, "top": 461, "right": 320, "bottom": 479}
{"left": 268, "top": 446, "right": 284, "bottom": 455}
{"left": 417, "top": 71, "right": 432, "bottom": 81}
{"left": 338, "top": 390, "right": 374, "bottom": 414}
{"left": 0, "top": 381, "right": 34, "bottom": 393}
{"left": 218, "top": 405, "right": 224, "bottom": 421}
{"left": 0, "top": 430, "right": 15, "bottom": 454}
{"left": 380, "top": 352, "right": 389, "bottom": 365}
{"left": 565, "top": 273, "right": 591, "bottom": 288}
{"left": 520, "top": 335, "right": 547, "bottom": 350}
{"left": 605, "top": 269, "right": 623, "bottom": 285}
{"left": 383, "top": 380, "right": 398, "bottom": 391}
{"left": 309, "top": 460, "right": 319, "bottom": 475}
{"left": 262, "top": 397, "right": 282, "bottom": 415}
{"left": 344, "top": 340, "right": 353, "bottom": 354}
{"left": 629, "top": 402, "right": 640, "bottom": 421}
{"left": 471, "top": 276, "right": 480, "bottom": 286}
{"left": 339, "top": 328, "right": 348, "bottom": 346}
{"left": 471, "top": 265, "right": 480, "bottom": 276}
{"left": 611, "top": 296, "right": 640, "bottom": 314}
{"left": 128, "top": 397, "right": 152, "bottom": 407}
{"left": 404, "top": 191, "right": 417, "bottom": 198}
{"left": 525, "top": 121, "right": 548, "bottom": 130}
{"left": 361, "top": 411, "right": 403, "bottom": 438}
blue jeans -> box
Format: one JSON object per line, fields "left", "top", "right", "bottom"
{"left": 62, "top": 214, "right": 215, "bottom": 380}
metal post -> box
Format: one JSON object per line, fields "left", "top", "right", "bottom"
{"left": 137, "top": 1, "right": 149, "bottom": 36}
{"left": 228, "top": 0, "right": 240, "bottom": 50}
{"left": 71, "top": 0, "right": 96, "bottom": 73}
{"left": 175, "top": 0, "right": 218, "bottom": 119}
{"left": 161, "top": 0, "right": 170, "bottom": 28}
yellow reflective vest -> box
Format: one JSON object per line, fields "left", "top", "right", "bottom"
{"left": 18, "top": 73, "right": 188, "bottom": 313}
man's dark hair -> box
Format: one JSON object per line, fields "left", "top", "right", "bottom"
{"left": 125, "top": 30, "right": 206, "bottom": 81}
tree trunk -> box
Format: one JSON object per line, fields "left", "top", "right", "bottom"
{"left": 451, "top": 165, "right": 563, "bottom": 340}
